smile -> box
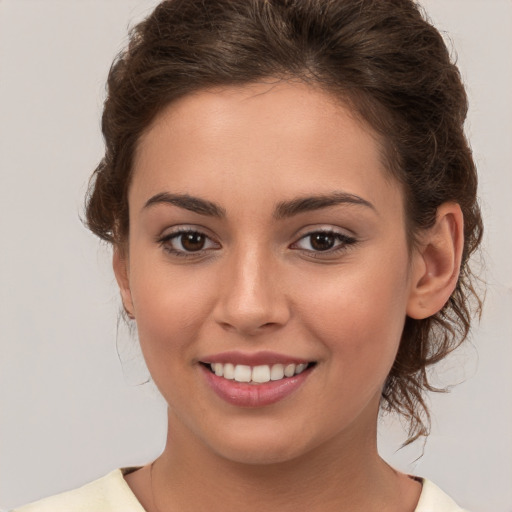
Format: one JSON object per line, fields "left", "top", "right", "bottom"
{"left": 205, "top": 362, "right": 312, "bottom": 384}
{"left": 200, "top": 358, "right": 316, "bottom": 407}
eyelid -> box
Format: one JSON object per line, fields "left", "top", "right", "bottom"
{"left": 157, "top": 224, "right": 218, "bottom": 241}
{"left": 156, "top": 224, "right": 357, "bottom": 258}
{"left": 290, "top": 227, "right": 357, "bottom": 254}
{"left": 157, "top": 225, "right": 221, "bottom": 257}
{"left": 292, "top": 225, "right": 356, "bottom": 241}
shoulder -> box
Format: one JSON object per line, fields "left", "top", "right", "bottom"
{"left": 11, "top": 468, "right": 146, "bottom": 512}
{"left": 415, "top": 478, "right": 469, "bottom": 512}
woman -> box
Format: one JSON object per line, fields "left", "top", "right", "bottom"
{"left": 13, "top": 0, "right": 482, "bottom": 510}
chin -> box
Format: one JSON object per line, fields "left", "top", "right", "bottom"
{"left": 200, "top": 423, "right": 324, "bottom": 467}
{"left": 215, "top": 441, "right": 307, "bottom": 466}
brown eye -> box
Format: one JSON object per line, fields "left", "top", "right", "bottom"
{"left": 159, "top": 229, "right": 219, "bottom": 257}
{"left": 309, "top": 233, "right": 336, "bottom": 251}
{"left": 291, "top": 229, "right": 357, "bottom": 255}
{"left": 180, "top": 232, "right": 206, "bottom": 252}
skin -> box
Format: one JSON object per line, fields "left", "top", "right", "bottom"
{"left": 115, "top": 81, "right": 463, "bottom": 512}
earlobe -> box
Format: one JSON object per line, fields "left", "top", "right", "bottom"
{"left": 407, "top": 203, "right": 464, "bottom": 320}
{"left": 113, "top": 247, "right": 135, "bottom": 319}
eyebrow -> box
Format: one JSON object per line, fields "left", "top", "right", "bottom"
{"left": 273, "top": 192, "right": 376, "bottom": 219}
{"left": 143, "top": 192, "right": 226, "bottom": 218}
{"left": 143, "top": 191, "right": 375, "bottom": 219}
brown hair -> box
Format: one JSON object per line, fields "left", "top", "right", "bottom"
{"left": 86, "top": 0, "right": 483, "bottom": 443}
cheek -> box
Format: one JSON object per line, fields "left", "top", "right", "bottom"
{"left": 296, "top": 258, "right": 410, "bottom": 379}
{"left": 128, "top": 259, "right": 216, "bottom": 360}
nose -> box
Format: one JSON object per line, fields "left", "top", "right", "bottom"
{"left": 213, "top": 245, "right": 291, "bottom": 335}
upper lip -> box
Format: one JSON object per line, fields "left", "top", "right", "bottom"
{"left": 199, "top": 350, "right": 313, "bottom": 366}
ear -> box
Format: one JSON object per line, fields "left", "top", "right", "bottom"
{"left": 113, "top": 247, "right": 135, "bottom": 319}
{"left": 407, "top": 203, "right": 464, "bottom": 319}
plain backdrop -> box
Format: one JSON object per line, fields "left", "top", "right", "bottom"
{"left": 0, "top": 1, "right": 511, "bottom": 510}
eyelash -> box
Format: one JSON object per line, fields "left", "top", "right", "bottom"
{"left": 157, "top": 228, "right": 219, "bottom": 258}
{"left": 290, "top": 230, "right": 357, "bottom": 257}
{"left": 157, "top": 228, "right": 357, "bottom": 259}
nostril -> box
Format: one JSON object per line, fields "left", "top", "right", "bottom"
{"left": 217, "top": 321, "right": 237, "bottom": 333}
{"left": 216, "top": 318, "right": 284, "bottom": 335}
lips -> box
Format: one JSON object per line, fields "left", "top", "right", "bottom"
{"left": 199, "top": 351, "right": 316, "bottom": 407}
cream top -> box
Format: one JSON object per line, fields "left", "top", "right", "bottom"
{"left": 12, "top": 467, "right": 468, "bottom": 512}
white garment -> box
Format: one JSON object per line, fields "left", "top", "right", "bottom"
{"left": 12, "top": 467, "right": 468, "bottom": 512}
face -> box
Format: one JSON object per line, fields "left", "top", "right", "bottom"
{"left": 117, "top": 81, "right": 423, "bottom": 465}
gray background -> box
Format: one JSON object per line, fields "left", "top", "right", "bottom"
{"left": 0, "top": 1, "right": 511, "bottom": 510}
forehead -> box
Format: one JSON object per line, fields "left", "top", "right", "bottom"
{"left": 131, "top": 80, "right": 402, "bottom": 217}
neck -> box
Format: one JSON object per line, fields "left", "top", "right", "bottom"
{"left": 148, "top": 407, "right": 418, "bottom": 512}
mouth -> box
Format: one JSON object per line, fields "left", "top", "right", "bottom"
{"left": 198, "top": 351, "right": 317, "bottom": 407}
{"left": 200, "top": 361, "right": 317, "bottom": 384}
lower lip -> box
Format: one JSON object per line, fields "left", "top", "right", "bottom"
{"left": 201, "top": 365, "right": 313, "bottom": 408}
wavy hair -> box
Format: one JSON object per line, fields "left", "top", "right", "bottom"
{"left": 86, "top": 0, "right": 483, "bottom": 443}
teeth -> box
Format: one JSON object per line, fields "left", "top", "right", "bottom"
{"left": 234, "top": 365, "right": 252, "bottom": 383}
{"left": 209, "top": 362, "right": 311, "bottom": 383}
{"left": 284, "top": 364, "right": 296, "bottom": 377}
{"left": 270, "top": 364, "right": 284, "bottom": 381}
{"left": 252, "top": 365, "right": 271, "bottom": 383}
{"left": 296, "top": 363, "right": 307, "bottom": 374}
{"left": 223, "top": 363, "right": 235, "bottom": 380}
